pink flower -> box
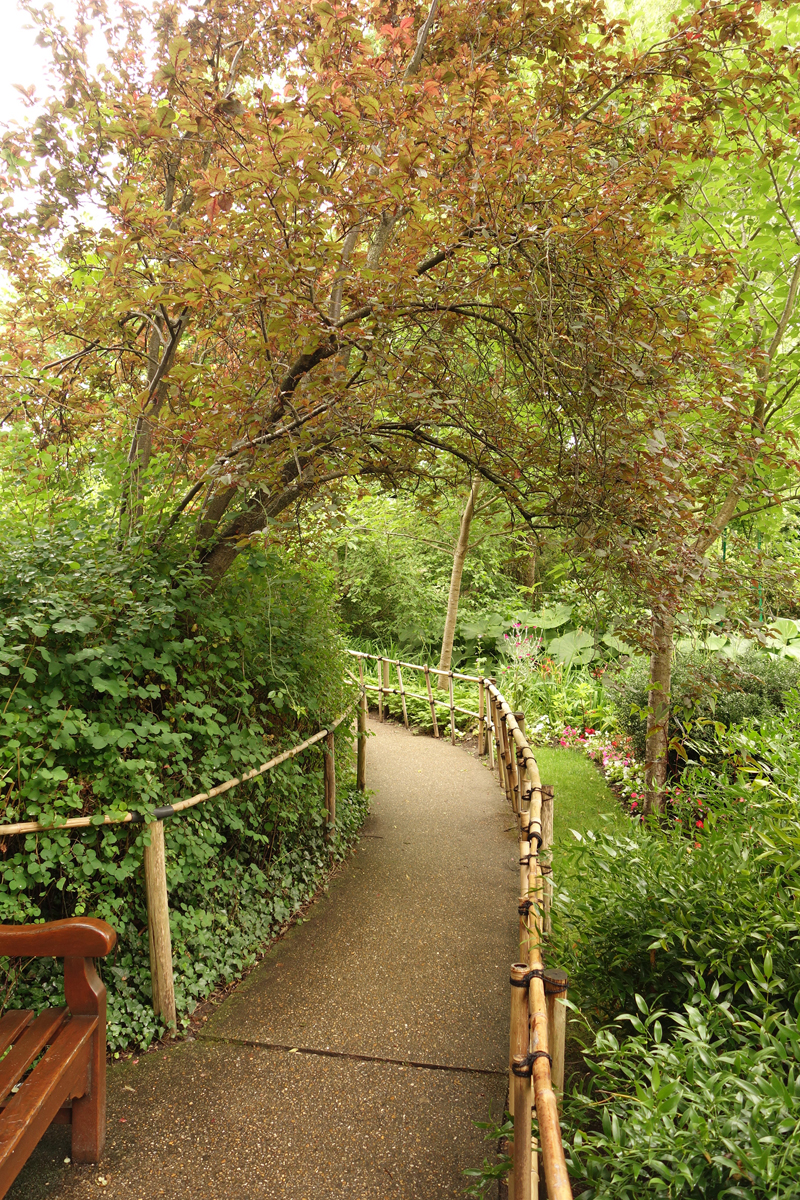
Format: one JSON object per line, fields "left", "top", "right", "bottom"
{"left": 630, "top": 800, "right": 638, "bottom": 808}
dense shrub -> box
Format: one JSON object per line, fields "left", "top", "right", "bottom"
{"left": 569, "top": 993, "right": 800, "bottom": 1199}
{"left": 607, "top": 648, "right": 800, "bottom": 761}
{"left": 0, "top": 523, "right": 363, "bottom": 1049}
{"left": 553, "top": 711, "right": 800, "bottom": 1198}
{"left": 553, "top": 817, "right": 797, "bottom": 1023}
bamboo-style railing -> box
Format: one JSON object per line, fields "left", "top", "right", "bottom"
{"left": 348, "top": 651, "right": 573, "bottom": 1200}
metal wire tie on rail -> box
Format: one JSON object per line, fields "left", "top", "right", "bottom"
{"left": 511, "top": 1050, "right": 553, "bottom": 1076}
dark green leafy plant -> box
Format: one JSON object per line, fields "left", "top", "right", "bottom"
{"left": 553, "top": 816, "right": 799, "bottom": 1022}
{"left": 0, "top": 522, "right": 363, "bottom": 1050}
{"left": 552, "top": 708, "right": 800, "bottom": 1198}
{"left": 566, "top": 991, "right": 800, "bottom": 1200}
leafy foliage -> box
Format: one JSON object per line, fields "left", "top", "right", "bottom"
{"left": 568, "top": 994, "right": 800, "bottom": 1200}
{"left": 607, "top": 649, "right": 800, "bottom": 762}
{"left": 0, "top": 522, "right": 361, "bottom": 1050}
{"left": 553, "top": 707, "right": 800, "bottom": 1198}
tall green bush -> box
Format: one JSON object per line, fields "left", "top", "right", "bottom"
{"left": 0, "top": 523, "right": 363, "bottom": 1049}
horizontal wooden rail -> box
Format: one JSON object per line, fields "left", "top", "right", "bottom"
{"left": 0, "top": 703, "right": 359, "bottom": 838}
{"left": 359, "top": 680, "right": 480, "bottom": 720}
{"left": 348, "top": 649, "right": 483, "bottom": 683}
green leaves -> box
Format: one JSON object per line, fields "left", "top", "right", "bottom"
{"left": 0, "top": 524, "right": 359, "bottom": 1049}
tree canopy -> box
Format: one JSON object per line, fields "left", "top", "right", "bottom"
{"left": 4, "top": 0, "right": 798, "bottom": 598}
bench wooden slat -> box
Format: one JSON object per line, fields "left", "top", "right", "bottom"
{"left": 0, "top": 1008, "right": 68, "bottom": 1105}
{"left": 0, "top": 920, "right": 115, "bottom": 960}
{"left": 0, "top": 1012, "right": 33, "bottom": 1057}
{"left": 0, "top": 1016, "right": 97, "bottom": 1200}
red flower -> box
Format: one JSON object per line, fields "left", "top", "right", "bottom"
{"left": 696, "top": 820, "right": 703, "bottom": 828}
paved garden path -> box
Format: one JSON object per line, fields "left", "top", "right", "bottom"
{"left": 12, "top": 720, "right": 519, "bottom": 1200}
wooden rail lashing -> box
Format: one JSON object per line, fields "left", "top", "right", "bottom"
{"left": 324, "top": 730, "right": 336, "bottom": 841}
{"left": 143, "top": 821, "right": 177, "bottom": 1029}
{"left": 448, "top": 672, "right": 456, "bottom": 744}
{"left": 357, "top": 690, "right": 367, "bottom": 793}
{"left": 396, "top": 665, "right": 410, "bottom": 728}
{"left": 422, "top": 664, "right": 440, "bottom": 737}
{"left": 544, "top": 970, "right": 569, "bottom": 1103}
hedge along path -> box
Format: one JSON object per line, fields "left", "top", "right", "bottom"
{"left": 350, "top": 651, "right": 572, "bottom": 1200}
{"left": 0, "top": 696, "right": 363, "bottom": 1029}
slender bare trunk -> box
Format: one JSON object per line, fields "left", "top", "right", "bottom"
{"left": 437, "top": 478, "right": 480, "bottom": 688}
{"left": 643, "top": 613, "right": 675, "bottom": 816}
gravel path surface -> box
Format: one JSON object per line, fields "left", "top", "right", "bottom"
{"left": 10, "top": 720, "right": 518, "bottom": 1199}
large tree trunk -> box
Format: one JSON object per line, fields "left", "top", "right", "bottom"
{"left": 437, "top": 478, "right": 480, "bottom": 688}
{"left": 643, "top": 613, "right": 675, "bottom": 816}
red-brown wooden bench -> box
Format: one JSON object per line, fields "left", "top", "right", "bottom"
{"left": 0, "top": 918, "right": 116, "bottom": 1198}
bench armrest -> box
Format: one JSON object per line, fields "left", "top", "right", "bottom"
{"left": 0, "top": 919, "right": 116, "bottom": 960}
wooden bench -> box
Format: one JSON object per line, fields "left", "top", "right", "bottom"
{"left": 0, "top": 918, "right": 116, "bottom": 1198}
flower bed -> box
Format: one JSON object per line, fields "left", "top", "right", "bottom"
{"left": 556, "top": 725, "right": 709, "bottom": 839}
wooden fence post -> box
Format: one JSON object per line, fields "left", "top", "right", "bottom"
{"left": 502, "top": 716, "right": 516, "bottom": 810}
{"left": 357, "top": 691, "right": 367, "bottom": 793}
{"left": 515, "top": 712, "right": 527, "bottom": 811}
{"left": 478, "top": 680, "right": 485, "bottom": 755}
{"left": 448, "top": 672, "right": 456, "bottom": 744}
{"left": 144, "top": 820, "right": 176, "bottom": 1029}
{"left": 494, "top": 700, "right": 507, "bottom": 792}
{"left": 397, "top": 664, "right": 409, "bottom": 728}
{"left": 509, "top": 963, "right": 532, "bottom": 1200}
{"left": 544, "top": 969, "right": 569, "bottom": 1104}
{"left": 378, "top": 658, "right": 386, "bottom": 722}
{"left": 487, "top": 689, "right": 495, "bottom": 769}
{"left": 424, "top": 665, "right": 440, "bottom": 738}
{"left": 541, "top": 785, "right": 554, "bottom": 936}
{"left": 324, "top": 730, "right": 336, "bottom": 841}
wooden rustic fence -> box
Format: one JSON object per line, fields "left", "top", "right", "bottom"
{"left": 348, "top": 651, "right": 572, "bottom": 1200}
{"left": 0, "top": 698, "right": 364, "bottom": 1029}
